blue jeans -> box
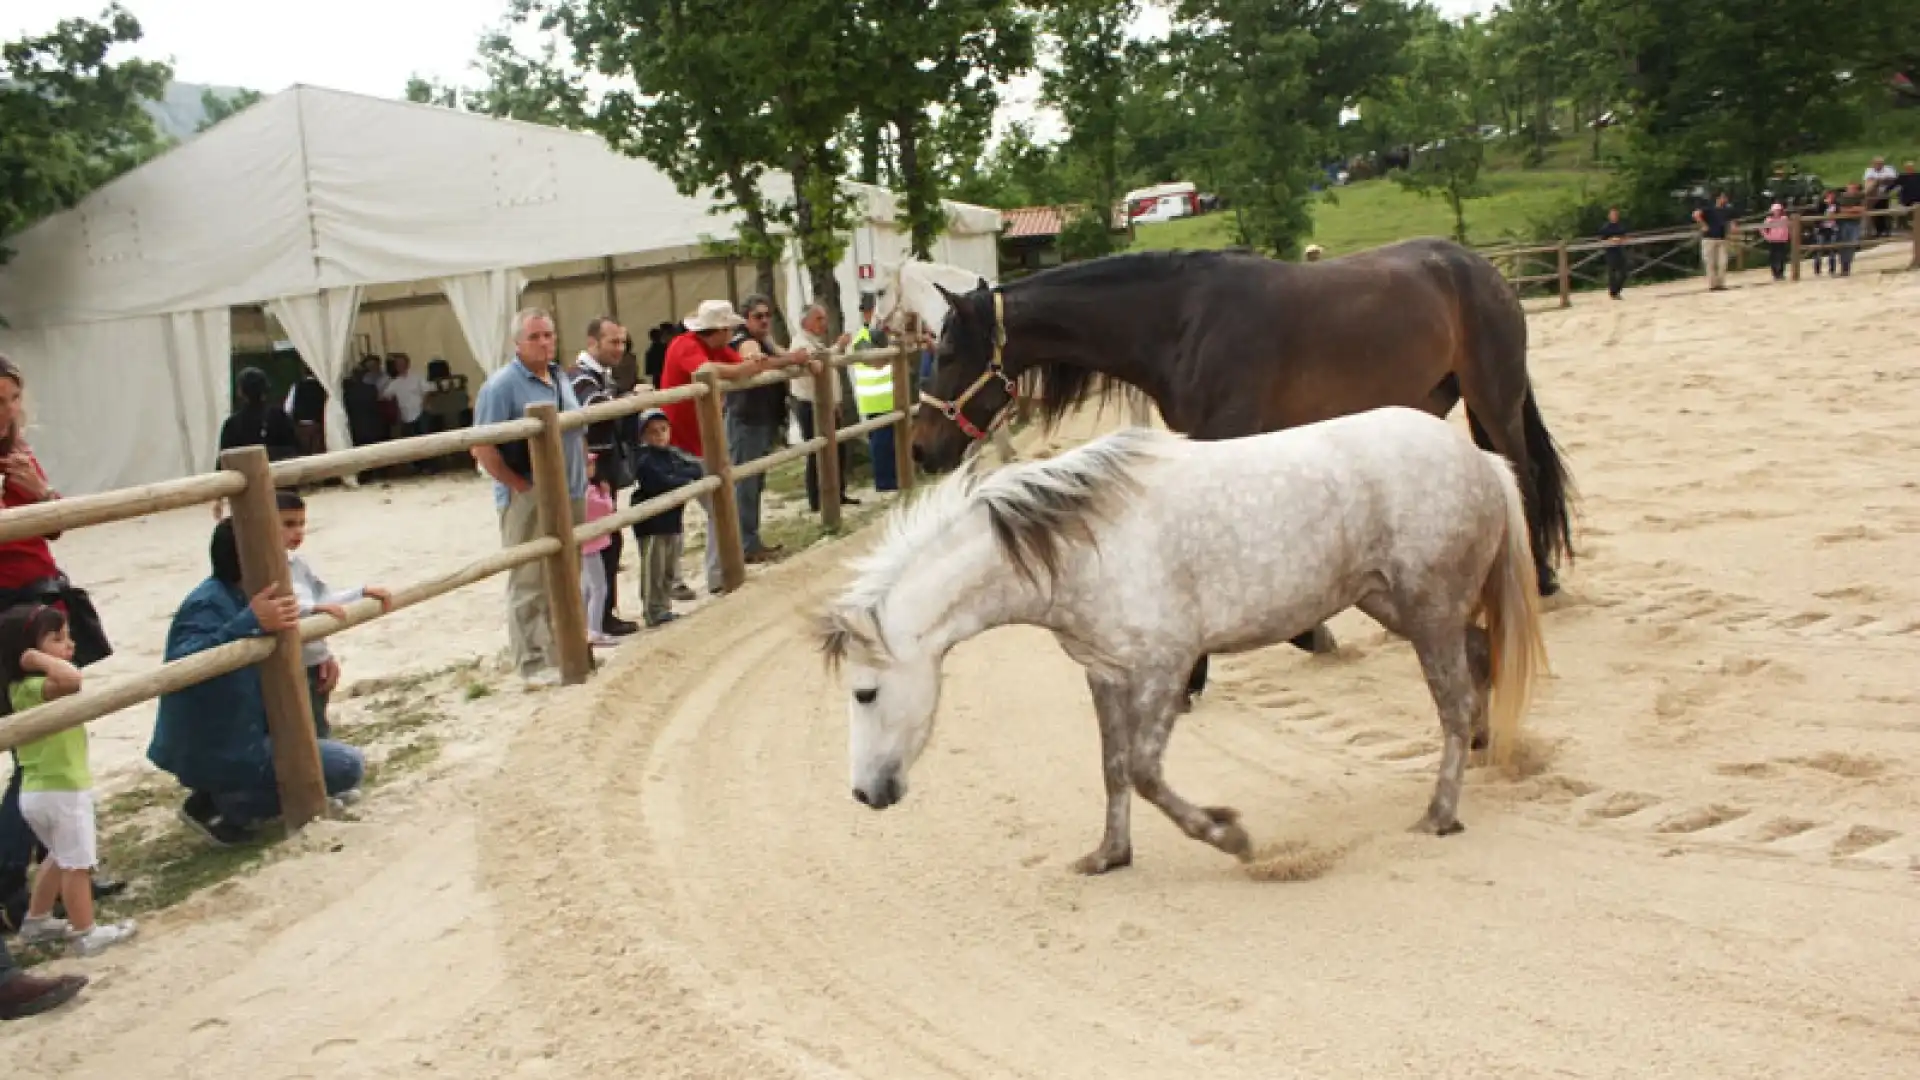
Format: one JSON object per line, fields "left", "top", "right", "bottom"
{"left": 1835, "top": 221, "right": 1859, "bottom": 273}
{"left": 725, "top": 411, "right": 779, "bottom": 553}
{"left": 867, "top": 423, "right": 898, "bottom": 492}
{"left": 210, "top": 740, "right": 365, "bottom": 827}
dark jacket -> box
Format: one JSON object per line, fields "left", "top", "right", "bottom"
{"left": 630, "top": 444, "right": 707, "bottom": 536}
{"left": 147, "top": 577, "right": 276, "bottom": 793}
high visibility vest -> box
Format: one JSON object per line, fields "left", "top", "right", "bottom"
{"left": 850, "top": 326, "right": 894, "bottom": 415}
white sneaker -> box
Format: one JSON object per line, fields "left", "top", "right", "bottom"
{"left": 333, "top": 787, "right": 363, "bottom": 807}
{"left": 588, "top": 633, "right": 618, "bottom": 648}
{"left": 521, "top": 669, "right": 561, "bottom": 690}
{"left": 70, "top": 920, "right": 137, "bottom": 957}
{"left": 16, "top": 914, "right": 71, "bottom": 945}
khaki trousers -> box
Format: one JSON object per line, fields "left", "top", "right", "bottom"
{"left": 499, "top": 489, "right": 586, "bottom": 678}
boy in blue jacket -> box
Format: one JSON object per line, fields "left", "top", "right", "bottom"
{"left": 630, "top": 409, "right": 708, "bottom": 627}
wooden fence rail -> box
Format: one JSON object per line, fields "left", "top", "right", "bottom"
{"left": 1487, "top": 204, "right": 1917, "bottom": 306}
{"left": 0, "top": 343, "right": 918, "bottom": 832}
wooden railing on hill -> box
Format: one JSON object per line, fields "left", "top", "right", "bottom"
{"left": 1487, "top": 205, "right": 1919, "bottom": 306}
{"left": 0, "top": 346, "right": 918, "bottom": 830}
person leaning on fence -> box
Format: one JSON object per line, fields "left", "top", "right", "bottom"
{"left": 628, "top": 408, "right": 706, "bottom": 627}
{"left": 727, "top": 294, "right": 817, "bottom": 564}
{"left": 786, "top": 303, "right": 857, "bottom": 513}
{"left": 278, "top": 490, "right": 394, "bottom": 739}
{"left": 147, "top": 519, "right": 367, "bottom": 847}
{"left": 656, "top": 299, "right": 808, "bottom": 596}
{"left": 468, "top": 308, "right": 588, "bottom": 687}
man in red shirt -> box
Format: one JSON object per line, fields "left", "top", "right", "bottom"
{"left": 655, "top": 299, "right": 810, "bottom": 593}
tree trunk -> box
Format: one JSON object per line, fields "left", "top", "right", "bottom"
{"left": 727, "top": 171, "right": 787, "bottom": 337}
{"left": 896, "top": 107, "right": 933, "bottom": 260}
{"left": 858, "top": 114, "right": 883, "bottom": 187}
{"left": 789, "top": 152, "right": 845, "bottom": 337}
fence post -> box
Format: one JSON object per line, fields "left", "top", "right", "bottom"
{"left": 812, "top": 356, "right": 843, "bottom": 531}
{"left": 1556, "top": 242, "right": 1571, "bottom": 308}
{"left": 220, "top": 446, "right": 329, "bottom": 831}
{"left": 1790, "top": 213, "right": 1803, "bottom": 282}
{"left": 890, "top": 349, "right": 915, "bottom": 492}
{"left": 525, "top": 401, "right": 592, "bottom": 685}
{"left": 694, "top": 369, "right": 748, "bottom": 592}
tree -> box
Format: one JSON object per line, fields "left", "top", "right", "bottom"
{"left": 197, "top": 86, "right": 264, "bottom": 132}
{"left": 403, "top": 23, "right": 587, "bottom": 128}
{"left": 1, "top": 3, "right": 172, "bottom": 276}
{"left": 1174, "top": 0, "right": 1412, "bottom": 258}
{"left": 1378, "top": 10, "right": 1486, "bottom": 244}
{"left": 1039, "top": 0, "right": 1136, "bottom": 258}
{"left": 854, "top": 0, "right": 1036, "bottom": 258}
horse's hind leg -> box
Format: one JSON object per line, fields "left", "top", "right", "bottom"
{"left": 1355, "top": 593, "right": 1477, "bottom": 834}
{"left": 1129, "top": 678, "right": 1253, "bottom": 862}
{"left": 1408, "top": 630, "right": 1480, "bottom": 835}
{"left": 1074, "top": 675, "right": 1137, "bottom": 875}
{"left": 1464, "top": 624, "right": 1492, "bottom": 754}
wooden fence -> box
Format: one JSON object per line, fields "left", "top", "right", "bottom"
{"left": 0, "top": 345, "right": 918, "bottom": 831}
{"left": 1488, "top": 204, "right": 1919, "bottom": 306}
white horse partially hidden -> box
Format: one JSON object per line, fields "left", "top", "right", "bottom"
{"left": 815, "top": 405, "right": 1549, "bottom": 875}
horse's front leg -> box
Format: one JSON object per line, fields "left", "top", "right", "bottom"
{"left": 1129, "top": 680, "right": 1253, "bottom": 862}
{"left": 1072, "top": 675, "right": 1135, "bottom": 875}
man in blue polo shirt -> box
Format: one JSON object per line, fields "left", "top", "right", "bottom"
{"left": 470, "top": 308, "right": 588, "bottom": 687}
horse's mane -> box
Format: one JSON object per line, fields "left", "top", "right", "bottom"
{"left": 815, "top": 426, "right": 1174, "bottom": 669}
{"left": 1000, "top": 249, "right": 1263, "bottom": 429}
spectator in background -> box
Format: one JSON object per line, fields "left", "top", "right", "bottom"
{"left": 1894, "top": 161, "right": 1920, "bottom": 220}
{"left": 786, "top": 304, "right": 856, "bottom": 514}
{"left": 149, "top": 519, "right": 366, "bottom": 845}
{"left": 288, "top": 373, "right": 328, "bottom": 456}
{"left": 656, "top": 299, "right": 804, "bottom": 594}
{"left": 468, "top": 308, "right": 588, "bottom": 687}
{"left": 1835, "top": 182, "right": 1865, "bottom": 276}
{"left": 1812, "top": 189, "right": 1839, "bottom": 275}
{"left": 219, "top": 367, "right": 301, "bottom": 463}
{"left": 628, "top": 408, "right": 705, "bottom": 627}
{"left": 1759, "top": 203, "right": 1792, "bottom": 281}
{"left": 848, "top": 293, "right": 900, "bottom": 492}
{"left": 1864, "top": 155, "right": 1897, "bottom": 238}
{"left": 1692, "top": 191, "right": 1734, "bottom": 291}
{"left": 1597, "top": 207, "right": 1630, "bottom": 299}
{"left": 728, "top": 294, "right": 815, "bottom": 564}
{"left": 568, "top": 318, "right": 639, "bottom": 638}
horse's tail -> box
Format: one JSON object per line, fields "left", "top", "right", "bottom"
{"left": 1479, "top": 450, "right": 1551, "bottom": 771}
{"left": 1519, "top": 386, "right": 1577, "bottom": 575}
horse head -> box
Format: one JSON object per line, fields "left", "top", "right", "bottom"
{"left": 815, "top": 599, "right": 942, "bottom": 811}
{"left": 911, "top": 276, "right": 1014, "bottom": 474}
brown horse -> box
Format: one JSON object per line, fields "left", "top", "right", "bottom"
{"left": 910, "top": 238, "right": 1575, "bottom": 694}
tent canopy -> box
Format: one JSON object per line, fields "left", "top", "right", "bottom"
{"left": 0, "top": 85, "right": 1002, "bottom": 495}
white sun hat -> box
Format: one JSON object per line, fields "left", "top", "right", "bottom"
{"left": 683, "top": 299, "right": 747, "bottom": 332}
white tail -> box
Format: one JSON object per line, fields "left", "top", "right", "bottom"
{"left": 1478, "top": 452, "right": 1551, "bottom": 771}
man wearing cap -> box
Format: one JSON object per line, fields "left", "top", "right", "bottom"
{"left": 657, "top": 299, "right": 807, "bottom": 594}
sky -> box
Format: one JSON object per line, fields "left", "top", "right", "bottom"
{"left": 11, "top": 0, "right": 1496, "bottom": 140}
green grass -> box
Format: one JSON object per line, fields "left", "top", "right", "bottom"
{"left": 1128, "top": 122, "right": 1920, "bottom": 257}
{"left": 9, "top": 665, "right": 472, "bottom": 968}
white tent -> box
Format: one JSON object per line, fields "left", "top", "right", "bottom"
{"left": 0, "top": 85, "right": 1002, "bottom": 496}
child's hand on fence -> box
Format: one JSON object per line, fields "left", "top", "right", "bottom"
{"left": 251, "top": 583, "right": 301, "bottom": 633}
{"left": 364, "top": 586, "right": 395, "bottom": 613}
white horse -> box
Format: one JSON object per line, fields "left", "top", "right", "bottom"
{"left": 815, "top": 406, "right": 1549, "bottom": 875}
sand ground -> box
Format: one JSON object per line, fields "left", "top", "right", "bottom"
{"left": 3, "top": 247, "right": 1919, "bottom": 1077}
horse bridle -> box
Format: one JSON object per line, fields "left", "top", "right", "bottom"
{"left": 917, "top": 291, "right": 1018, "bottom": 443}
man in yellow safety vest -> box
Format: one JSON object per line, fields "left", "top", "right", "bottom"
{"left": 849, "top": 293, "right": 900, "bottom": 491}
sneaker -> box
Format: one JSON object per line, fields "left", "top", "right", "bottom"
{"left": 0, "top": 970, "right": 88, "bottom": 1019}
{"left": 588, "top": 632, "right": 619, "bottom": 648}
{"left": 521, "top": 668, "right": 561, "bottom": 689}
{"left": 333, "top": 787, "right": 363, "bottom": 808}
{"left": 645, "top": 612, "right": 680, "bottom": 628}
{"left": 670, "top": 584, "right": 697, "bottom": 602}
{"left": 604, "top": 617, "right": 640, "bottom": 637}
{"left": 69, "top": 920, "right": 136, "bottom": 958}
{"left": 16, "top": 914, "right": 72, "bottom": 945}
{"left": 177, "top": 798, "right": 258, "bottom": 847}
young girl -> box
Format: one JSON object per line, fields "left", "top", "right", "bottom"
{"left": 3, "top": 604, "right": 136, "bottom": 956}
{"left": 580, "top": 454, "right": 617, "bottom": 648}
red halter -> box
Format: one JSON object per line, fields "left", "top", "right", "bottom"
{"left": 917, "top": 292, "right": 1018, "bottom": 442}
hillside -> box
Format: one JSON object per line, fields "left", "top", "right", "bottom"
{"left": 1131, "top": 125, "right": 1920, "bottom": 255}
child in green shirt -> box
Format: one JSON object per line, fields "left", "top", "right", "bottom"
{"left": 3, "top": 604, "right": 136, "bottom": 956}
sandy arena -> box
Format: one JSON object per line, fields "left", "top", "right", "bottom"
{"left": 4, "top": 248, "right": 1919, "bottom": 1077}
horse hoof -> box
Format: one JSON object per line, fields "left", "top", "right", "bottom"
{"left": 1200, "top": 806, "right": 1253, "bottom": 859}
{"left": 1410, "top": 815, "right": 1465, "bottom": 836}
{"left": 1071, "top": 847, "right": 1134, "bottom": 875}
{"left": 1537, "top": 570, "right": 1561, "bottom": 598}
{"left": 1309, "top": 625, "right": 1339, "bottom": 654}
